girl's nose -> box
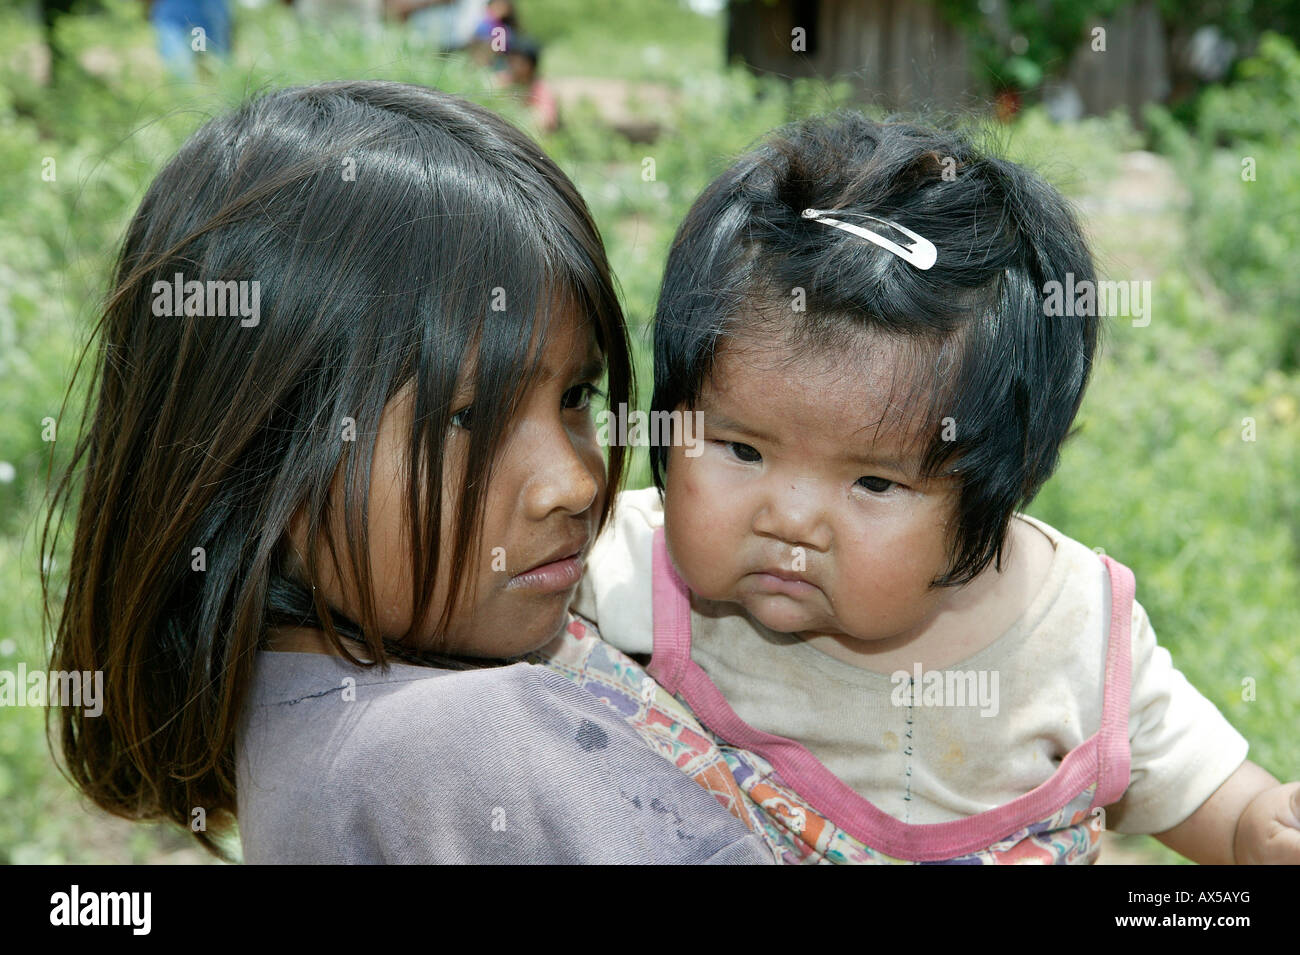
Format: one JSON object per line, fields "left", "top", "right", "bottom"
{"left": 751, "top": 482, "right": 832, "bottom": 552}
{"left": 521, "top": 428, "right": 600, "bottom": 519}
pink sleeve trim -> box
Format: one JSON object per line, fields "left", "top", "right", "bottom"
{"left": 648, "top": 526, "right": 1137, "bottom": 862}
{"left": 645, "top": 527, "right": 692, "bottom": 695}
{"left": 1092, "top": 555, "right": 1135, "bottom": 809}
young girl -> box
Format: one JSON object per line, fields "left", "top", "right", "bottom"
{"left": 42, "top": 80, "right": 772, "bottom": 864}
{"left": 572, "top": 112, "right": 1300, "bottom": 864}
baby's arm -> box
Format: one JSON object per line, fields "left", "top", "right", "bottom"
{"left": 1104, "top": 595, "right": 1300, "bottom": 862}
{"left": 1152, "top": 761, "right": 1300, "bottom": 864}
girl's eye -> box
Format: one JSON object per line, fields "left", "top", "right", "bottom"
{"left": 856, "top": 475, "right": 895, "bottom": 493}
{"left": 454, "top": 383, "right": 601, "bottom": 430}
{"left": 562, "top": 382, "right": 603, "bottom": 411}
{"left": 450, "top": 406, "right": 474, "bottom": 430}
{"left": 726, "top": 442, "right": 761, "bottom": 463}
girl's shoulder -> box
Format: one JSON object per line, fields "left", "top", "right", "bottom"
{"left": 1013, "top": 512, "right": 1115, "bottom": 576}
{"left": 237, "top": 650, "right": 772, "bottom": 863}
{"left": 1000, "top": 513, "right": 1124, "bottom": 624}
{"left": 242, "top": 648, "right": 638, "bottom": 760}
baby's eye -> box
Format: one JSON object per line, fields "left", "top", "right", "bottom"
{"left": 450, "top": 406, "right": 474, "bottom": 430}
{"left": 856, "top": 475, "right": 895, "bottom": 493}
{"left": 726, "top": 442, "right": 761, "bottom": 463}
{"left": 562, "top": 382, "right": 603, "bottom": 411}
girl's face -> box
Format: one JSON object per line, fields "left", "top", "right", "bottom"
{"left": 292, "top": 305, "right": 608, "bottom": 658}
{"left": 662, "top": 327, "right": 964, "bottom": 652}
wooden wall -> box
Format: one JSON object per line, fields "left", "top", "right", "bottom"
{"left": 727, "top": 0, "right": 1170, "bottom": 124}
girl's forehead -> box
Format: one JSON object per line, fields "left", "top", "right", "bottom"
{"left": 712, "top": 326, "right": 920, "bottom": 401}
{"left": 705, "top": 328, "right": 940, "bottom": 450}
{"left": 487, "top": 295, "right": 599, "bottom": 366}
{"left": 533, "top": 301, "right": 602, "bottom": 372}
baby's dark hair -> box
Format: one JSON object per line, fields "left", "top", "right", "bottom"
{"left": 651, "top": 111, "right": 1099, "bottom": 587}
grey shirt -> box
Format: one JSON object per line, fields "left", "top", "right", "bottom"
{"left": 236, "top": 650, "right": 774, "bottom": 864}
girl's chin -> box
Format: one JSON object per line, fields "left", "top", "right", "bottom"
{"left": 530, "top": 622, "right": 576, "bottom": 658}
{"left": 497, "top": 604, "right": 575, "bottom": 659}
{"left": 433, "top": 615, "right": 563, "bottom": 661}
{"left": 740, "top": 595, "right": 822, "bottom": 636}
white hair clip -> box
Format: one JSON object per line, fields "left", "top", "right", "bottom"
{"left": 802, "top": 208, "right": 937, "bottom": 270}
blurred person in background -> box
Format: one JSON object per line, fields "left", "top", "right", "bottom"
{"left": 294, "top": 0, "right": 383, "bottom": 33}
{"left": 386, "top": 0, "right": 486, "bottom": 50}
{"left": 472, "top": 0, "right": 515, "bottom": 45}
{"left": 500, "top": 36, "right": 557, "bottom": 134}
{"left": 467, "top": 0, "right": 515, "bottom": 65}
{"left": 146, "top": 0, "right": 231, "bottom": 79}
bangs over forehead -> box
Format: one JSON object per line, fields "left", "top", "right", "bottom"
{"left": 714, "top": 291, "right": 987, "bottom": 477}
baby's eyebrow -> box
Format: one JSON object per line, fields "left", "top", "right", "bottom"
{"left": 841, "top": 448, "right": 913, "bottom": 473}
{"left": 706, "top": 403, "right": 920, "bottom": 474}
{"left": 702, "top": 411, "right": 774, "bottom": 443}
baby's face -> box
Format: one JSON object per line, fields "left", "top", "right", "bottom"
{"left": 663, "top": 329, "right": 961, "bottom": 647}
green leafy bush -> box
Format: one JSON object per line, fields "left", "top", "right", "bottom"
{"left": 1149, "top": 33, "right": 1300, "bottom": 369}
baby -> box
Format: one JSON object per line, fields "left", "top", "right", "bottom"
{"left": 574, "top": 112, "right": 1300, "bottom": 864}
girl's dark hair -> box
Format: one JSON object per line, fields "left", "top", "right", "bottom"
{"left": 651, "top": 111, "right": 1099, "bottom": 587}
{"left": 41, "top": 81, "right": 630, "bottom": 856}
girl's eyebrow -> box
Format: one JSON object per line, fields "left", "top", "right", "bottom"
{"left": 536, "top": 350, "right": 604, "bottom": 385}
{"left": 576, "top": 355, "right": 606, "bottom": 381}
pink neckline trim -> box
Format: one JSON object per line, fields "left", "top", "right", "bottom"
{"left": 647, "top": 526, "right": 1135, "bottom": 862}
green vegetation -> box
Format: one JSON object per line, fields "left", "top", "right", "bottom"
{"left": 0, "top": 0, "right": 1296, "bottom": 864}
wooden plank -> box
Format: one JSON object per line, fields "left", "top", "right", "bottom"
{"left": 727, "top": 0, "right": 1169, "bottom": 120}
{"left": 860, "top": 0, "right": 883, "bottom": 106}
{"left": 888, "top": 0, "right": 908, "bottom": 106}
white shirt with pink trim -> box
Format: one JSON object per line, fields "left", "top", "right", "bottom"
{"left": 574, "top": 487, "right": 1249, "bottom": 836}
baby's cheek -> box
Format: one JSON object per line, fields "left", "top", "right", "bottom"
{"left": 832, "top": 526, "right": 945, "bottom": 636}
{"left": 664, "top": 457, "right": 737, "bottom": 597}
{"left": 835, "top": 559, "right": 907, "bottom": 630}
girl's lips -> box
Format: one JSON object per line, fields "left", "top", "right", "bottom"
{"left": 506, "top": 554, "right": 584, "bottom": 593}
{"left": 749, "top": 571, "right": 818, "bottom": 597}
